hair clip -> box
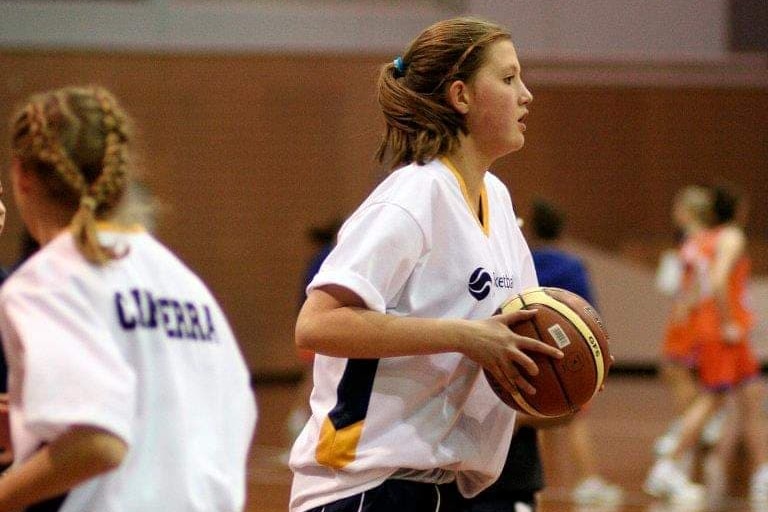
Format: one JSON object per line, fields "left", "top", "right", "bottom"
{"left": 393, "top": 56, "right": 406, "bottom": 78}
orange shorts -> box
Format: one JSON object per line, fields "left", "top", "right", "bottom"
{"left": 661, "top": 320, "right": 698, "bottom": 368}
{"left": 692, "top": 303, "right": 759, "bottom": 391}
{"left": 697, "top": 337, "right": 760, "bottom": 391}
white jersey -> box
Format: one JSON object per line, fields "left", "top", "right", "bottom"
{"left": 289, "top": 159, "right": 538, "bottom": 512}
{"left": 0, "top": 226, "right": 256, "bottom": 512}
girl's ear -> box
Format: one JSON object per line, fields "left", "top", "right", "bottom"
{"left": 446, "top": 80, "right": 470, "bottom": 115}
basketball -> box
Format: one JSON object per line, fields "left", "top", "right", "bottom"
{"left": 484, "top": 286, "right": 613, "bottom": 418}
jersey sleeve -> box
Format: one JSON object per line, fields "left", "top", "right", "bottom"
{"left": 0, "top": 286, "right": 136, "bottom": 446}
{"left": 307, "top": 202, "right": 425, "bottom": 313}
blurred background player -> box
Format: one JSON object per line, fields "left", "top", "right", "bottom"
{"left": 525, "top": 198, "right": 624, "bottom": 506}
{"left": 644, "top": 185, "right": 718, "bottom": 505}
{"left": 0, "top": 85, "right": 256, "bottom": 511}
{"left": 652, "top": 186, "right": 715, "bottom": 459}
{"left": 289, "top": 16, "right": 565, "bottom": 512}
{"left": 645, "top": 183, "right": 768, "bottom": 505}
{"left": 701, "top": 184, "right": 768, "bottom": 505}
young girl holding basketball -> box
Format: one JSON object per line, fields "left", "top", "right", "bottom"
{"left": 289, "top": 17, "right": 563, "bottom": 512}
{"left": 0, "top": 86, "right": 256, "bottom": 511}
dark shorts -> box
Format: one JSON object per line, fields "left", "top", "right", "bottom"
{"left": 306, "top": 479, "right": 465, "bottom": 512}
{"left": 463, "top": 490, "right": 537, "bottom": 512}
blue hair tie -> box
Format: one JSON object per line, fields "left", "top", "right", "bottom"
{"left": 393, "top": 56, "right": 406, "bottom": 77}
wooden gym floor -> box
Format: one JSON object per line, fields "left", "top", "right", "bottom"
{"left": 246, "top": 375, "right": 765, "bottom": 512}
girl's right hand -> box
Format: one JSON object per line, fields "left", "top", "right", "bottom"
{"left": 0, "top": 394, "right": 12, "bottom": 466}
{"left": 461, "top": 309, "right": 563, "bottom": 397}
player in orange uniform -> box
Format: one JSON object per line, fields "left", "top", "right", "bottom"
{"left": 696, "top": 186, "right": 768, "bottom": 504}
{"left": 653, "top": 186, "right": 714, "bottom": 458}
{"left": 646, "top": 185, "right": 768, "bottom": 505}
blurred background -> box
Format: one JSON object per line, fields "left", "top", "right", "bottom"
{"left": 0, "top": 1, "right": 766, "bottom": 509}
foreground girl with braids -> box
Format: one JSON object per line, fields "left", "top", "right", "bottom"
{"left": 0, "top": 86, "right": 256, "bottom": 511}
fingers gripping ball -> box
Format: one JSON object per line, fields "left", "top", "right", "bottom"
{"left": 0, "top": 393, "right": 10, "bottom": 458}
{"left": 484, "top": 287, "right": 613, "bottom": 418}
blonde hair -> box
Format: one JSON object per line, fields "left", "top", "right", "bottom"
{"left": 376, "top": 17, "right": 512, "bottom": 170}
{"left": 10, "top": 85, "right": 133, "bottom": 265}
{"left": 675, "top": 185, "right": 715, "bottom": 227}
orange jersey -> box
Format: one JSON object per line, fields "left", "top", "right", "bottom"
{"left": 691, "top": 227, "right": 755, "bottom": 340}
{"left": 661, "top": 231, "right": 716, "bottom": 365}
{"left": 692, "top": 227, "right": 759, "bottom": 391}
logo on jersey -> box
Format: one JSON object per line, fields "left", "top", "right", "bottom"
{"left": 115, "top": 288, "right": 218, "bottom": 342}
{"left": 468, "top": 268, "right": 493, "bottom": 300}
{"left": 468, "top": 267, "right": 517, "bottom": 301}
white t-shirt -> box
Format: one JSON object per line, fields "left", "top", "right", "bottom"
{"left": 289, "top": 159, "right": 538, "bottom": 512}
{"left": 0, "top": 227, "right": 256, "bottom": 512}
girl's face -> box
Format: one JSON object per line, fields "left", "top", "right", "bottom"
{"left": 463, "top": 39, "right": 533, "bottom": 160}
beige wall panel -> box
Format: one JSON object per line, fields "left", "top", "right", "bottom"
{"left": 0, "top": 51, "right": 765, "bottom": 373}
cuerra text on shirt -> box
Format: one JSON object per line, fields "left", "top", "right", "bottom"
{"left": 115, "top": 288, "right": 217, "bottom": 342}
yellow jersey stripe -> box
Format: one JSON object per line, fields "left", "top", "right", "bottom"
{"left": 440, "top": 157, "right": 490, "bottom": 236}
{"left": 315, "top": 417, "right": 366, "bottom": 469}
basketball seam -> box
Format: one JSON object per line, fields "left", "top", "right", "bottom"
{"left": 528, "top": 303, "right": 577, "bottom": 416}
{"left": 496, "top": 295, "right": 548, "bottom": 417}
{"left": 520, "top": 289, "right": 605, "bottom": 394}
{"left": 540, "top": 304, "right": 597, "bottom": 414}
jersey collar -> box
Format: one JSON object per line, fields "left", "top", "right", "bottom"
{"left": 439, "top": 157, "right": 490, "bottom": 237}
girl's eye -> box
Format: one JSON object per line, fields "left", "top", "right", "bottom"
{"left": 504, "top": 76, "right": 515, "bottom": 84}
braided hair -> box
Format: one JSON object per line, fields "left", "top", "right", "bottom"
{"left": 10, "top": 86, "right": 133, "bottom": 265}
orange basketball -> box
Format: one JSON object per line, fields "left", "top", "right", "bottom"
{"left": 484, "top": 286, "right": 613, "bottom": 418}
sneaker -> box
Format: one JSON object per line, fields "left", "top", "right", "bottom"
{"left": 750, "top": 464, "right": 768, "bottom": 504}
{"left": 572, "top": 475, "right": 624, "bottom": 505}
{"left": 644, "top": 458, "right": 705, "bottom": 506}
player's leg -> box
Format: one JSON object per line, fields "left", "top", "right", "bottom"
{"left": 738, "top": 377, "right": 768, "bottom": 503}
{"left": 655, "top": 329, "right": 698, "bottom": 457}
{"left": 703, "top": 398, "right": 737, "bottom": 505}
{"left": 567, "top": 414, "right": 623, "bottom": 505}
{"left": 660, "top": 357, "right": 698, "bottom": 414}
{"left": 671, "top": 393, "right": 726, "bottom": 460}
{"left": 645, "top": 392, "right": 724, "bottom": 504}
